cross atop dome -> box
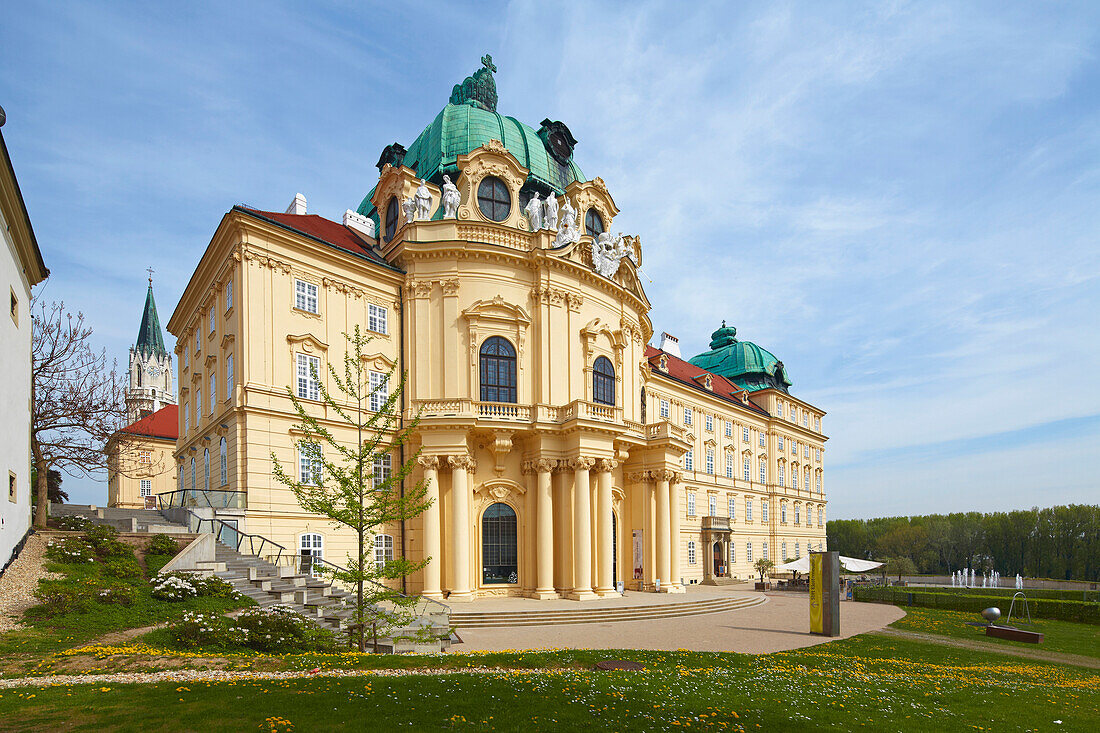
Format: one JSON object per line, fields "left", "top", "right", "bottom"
{"left": 449, "top": 53, "right": 499, "bottom": 112}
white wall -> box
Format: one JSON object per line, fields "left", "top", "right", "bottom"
{"left": 0, "top": 203, "right": 34, "bottom": 568}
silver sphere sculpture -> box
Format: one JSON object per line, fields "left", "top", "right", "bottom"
{"left": 981, "top": 607, "right": 1001, "bottom": 623}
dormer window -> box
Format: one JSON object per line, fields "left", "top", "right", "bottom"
{"left": 385, "top": 197, "right": 399, "bottom": 242}
{"left": 477, "top": 177, "right": 511, "bottom": 222}
{"left": 584, "top": 209, "right": 604, "bottom": 238}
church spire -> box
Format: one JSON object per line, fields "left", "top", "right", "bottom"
{"left": 135, "top": 279, "right": 167, "bottom": 358}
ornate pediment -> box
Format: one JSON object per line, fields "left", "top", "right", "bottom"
{"left": 286, "top": 333, "right": 328, "bottom": 354}
{"left": 461, "top": 296, "right": 531, "bottom": 328}
{"left": 360, "top": 352, "right": 396, "bottom": 372}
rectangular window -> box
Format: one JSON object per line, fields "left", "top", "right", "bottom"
{"left": 373, "top": 454, "right": 392, "bottom": 489}
{"left": 742, "top": 426, "right": 749, "bottom": 442}
{"left": 776, "top": 400, "right": 783, "bottom": 416}
{"left": 793, "top": 470, "right": 798, "bottom": 490}
{"left": 209, "top": 309, "right": 215, "bottom": 335}
{"left": 803, "top": 413, "right": 809, "bottom": 427}
{"left": 299, "top": 442, "right": 322, "bottom": 485}
{"left": 816, "top": 448, "right": 821, "bottom": 461}
{"left": 804, "top": 445, "right": 810, "bottom": 458}
{"left": 746, "top": 499, "right": 753, "bottom": 523}
{"left": 9, "top": 288, "right": 17, "bottom": 326}
{"left": 728, "top": 496, "right": 735, "bottom": 521}
{"left": 795, "top": 541, "right": 800, "bottom": 557}
{"left": 777, "top": 436, "right": 784, "bottom": 450}
{"left": 683, "top": 408, "right": 692, "bottom": 426}
{"left": 818, "top": 508, "right": 824, "bottom": 526}
{"left": 758, "top": 433, "right": 765, "bottom": 448}
{"left": 705, "top": 414, "right": 713, "bottom": 432}
{"left": 184, "top": 403, "right": 190, "bottom": 430}
{"left": 209, "top": 373, "right": 216, "bottom": 413}
{"left": 763, "top": 541, "right": 769, "bottom": 560}
{"left": 195, "top": 330, "right": 200, "bottom": 354}
{"left": 138, "top": 450, "right": 152, "bottom": 464}
{"left": 725, "top": 421, "right": 733, "bottom": 438}
{"left": 805, "top": 467, "right": 811, "bottom": 489}
{"left": 684, "top": 449, "right": 693, "bottom": 471}
{"left": 816, "top": 474, "right": 822, "bottom": 492}
{"left": 140, "top": 479, "right": 152, "bottom": 497}
{"left": 746, "top": 542, "right": 753, "bottom": 562}
{"left": 295, "top": 279, "right": 318, "bottom": 314}
{"left": 759, "top": 460, "right": 766, "bottom": 483}
{"left": 778, "top": 464, "right": 785, "bottom": 486}
{"left": 815, "top": 416, "right": 821, "bottom": 431}
{"left": 790, "top": 406, "right": 796, "bottom": 420}
{"left": 708, "top": 495, "right": 717, "bottom": 516}
{"left": 195, "top": 389, "right": 202, "bottom": 422}
{"left": 782, "top": 541, "right": 787, "bottom": 560}
{"left": 374, "top": 534, "right": 394, "bottom": 571}
{"left": 763, "top": 501, "right": 769, "bottom": 523}
{"left": 729, "top": 543, "right": 736, "bottom": 564}
{"left": 795, "top": 506, "right": 801, "bottom": 524}
{"left": 742, "top": 457, "right": 750, "bottom": 481}
{"left": 659, "top": 399, "right": 669, "bottom": 419}
{"left": 725, "top": 453, "right": 733, "bottom": 479}
{"left": 781, "top": 504, "right": 787, "bottom": 523}
{"left": 705, "top": 448, "right": 714, "bottom": 474}
{"left": 368, "top": 303, "right": 388, "bottom": 334}
{"left": 792, "top": 441, "right": 797, "bottom": 455}
{"left": 296, "top": 354, "right": 320, "bottom": 400}
{"left": 687, "top": 541, "right": 696, "bottom": 565}
{"left": 226, "top": 354, "right": 234, "bottom": 398}
{"left": 687, "top": 492, "right": 696, "bottom": 517}
{"left": 225, "top": 279, "right": 233, "bottom": 312}
{"left": 369, "top": 371, "right": 389, "bottom": 411}
{"left": 9, "top": 472, "right": 17, "bottom": 503}
{"left": 184, "top": 349, "right": 189, "bottom": 370}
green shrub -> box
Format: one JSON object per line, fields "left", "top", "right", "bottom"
{"left": 95, "top": 585, "right": 138, "bottom": 606}
{"left": 168, "top": 611, "right": 247, "bottom": 650}
{"left": 32, "top": 586, "right": 94, "bottom": 616}
{"left": 854, "top": 587, "right": 1100, "bottom": 624}
{"left": 45, "top": 537, "right": 96, "bottom": 564}
{"left": 82, "top": 524, "right": 133, "bottom": 559}
{"left": 146, "top": 534, "right": 181, "bottom": 556}
{"left": 55, "top": 515, "right": 91, "bottom": 531}
{"left": 234, "top": 604, "right": 337, "bottom": 653}
{"left": 151, "top": 573, "right": 198, "bottom": 601}
{"left": 102, "top": 557, "right": 143, "bottom": 580}
{"left": 190, "top": 574, "right": 237, "bottom": 599}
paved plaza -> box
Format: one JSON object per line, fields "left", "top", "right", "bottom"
{"left": 453, "top": 585, "right": 905, "bottom": 654}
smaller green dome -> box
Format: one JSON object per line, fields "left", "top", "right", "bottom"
{"left": 689, "top": 322, "right": 791, "bottom": 393}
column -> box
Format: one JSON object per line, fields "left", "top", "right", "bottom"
{"left": 569, "top": 457, "right": 597, "bottom": 599}
{"left": 524, "top": 463, "right": 537, "bottom": 594}
{"left": 419, "top": 455, "right": 442, "bottom": 599}
{"left": 447, "top": 454, "right": 474, "bottom": 601}
{"left": 655, "top": 470, "right": 671, "bottom": 592}
{"left": 534, "top": 459, "right": 557, "bottom": 599}
{"left": 669, "top": 471, "right": 683, "bottom": 591}
{"left": 595, "top": 459, "right": 617, "bottom": 595}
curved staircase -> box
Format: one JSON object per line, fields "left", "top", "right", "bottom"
{"left": 450, "top": 594, "right": 766, "bottom": 629}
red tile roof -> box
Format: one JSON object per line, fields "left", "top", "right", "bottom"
{"left": 121, "top": 404, "right": 178, "bottom": 440}
{"left": 236, "top": 207, "right": 395, "bottom": 270}
{"left": 644, "top": 345, "right": 769, "bottom": 416}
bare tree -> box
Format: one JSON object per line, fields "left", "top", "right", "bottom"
{"left": 31, "top": 299, "right": 129, "bottom": 527}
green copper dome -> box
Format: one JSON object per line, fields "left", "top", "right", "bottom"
{"left": 358, "top": 57, "right": 585, "bottom": 220}
{"left": 688, "top": 321, "right": 791, "bottom": 393}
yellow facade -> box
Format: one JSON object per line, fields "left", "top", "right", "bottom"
{"left": 166, "top": 135, "right": 826, "bottom": 601}
{"left": 106, "top": 431, "right": 176, "bottom": 509}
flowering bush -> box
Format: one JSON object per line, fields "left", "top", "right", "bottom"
{"left": 146, "top": 534, "right": 181, "bottom": 556}
{"left": 46, "top": 537, "right": 96, "bottom": 564}
{"left": 234, "top": 605, "right": 336, "bottom": 653}
{"left": 33, "top": 586, "right": 94, "bottom": 616}
{"left": 102, "top": 557, "right": 143, "bottom": 580}
{"left": 152, "top": 574, "right": 198, "bottom": 601}
{"left": 55, "top": 515, "right": 91, "bottom": 531}
{"left": 168, "top": 610, "right": 247, "bottom": 650}
{"left": 189, "top": 574, "right": 237, "bottom": 599}
{"left": 96, "top": 584, "right": 138, "bottom": 606}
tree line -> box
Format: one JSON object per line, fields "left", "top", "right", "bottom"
{"left": 828, "top": 505, "right": 1100, "bottom": 582}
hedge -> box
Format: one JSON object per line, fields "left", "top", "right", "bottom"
{"left": 907, "top": 587, "right": 1100, "bottom": 603}
{"left": 853, "top": 587, "right": 1100, "bottom": 625}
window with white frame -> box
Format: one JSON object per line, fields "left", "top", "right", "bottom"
{"left": 705, "top": 414, "right": 713, "bottom": 432}
{"left": 803, "top": 412, "right": 808, "bottom": 427}
{"left": 687, "top": 541, "right": 696, "bottom": 565}
{"left": 687, "top": 492, "right": 696, "bottom": 517}
{"left": 659, "top": 399, "right": 669, "bottom": 419}
{"left": 684, "top": 449, "right": 693, "bottom": 471}
{"left": 789, "top": 405, "right": 796, "bottom": 420}
{"left": 369, "top": 371, "right": 389, "bottom": 411}
{"left": 746, "top": 542, "right": 753, "bottom": 562}
{"left": 299, "top": 533, "right": 323, "bottom": 575}
{"left": 815, "top": 448, "right": 821, "bottom": 461}
{"left": 368, "top": 303, "right": 388, "bottom": 334}
{"left": 778, "top": 464, "right": 785, "bottom": 486}
{"left": 793, "top": 469, "right": 798, "bottom": 490}
{"left": 746, "top": 498, "right": 753, "bottom": 522}
{"left": 374, "top": 534, "right": 394, "bottom": 571}
{"left": 299, "top": 442, "right": 322, "bottom": 485}
{"left": 795, "top": 541, "right": 800, "bottom": 557}
{"left": 295, "top": 279, "right": 318, "bottom": 313}
{"left": 805, "top": 467, "right": 810, "bottom": 489}
{"left": 220, "top": 438, "right": 228, "bottom": 485}
{"left": 195, "top": 390, "right": 201, "bottom": 422}
{"left": 781, "top": 504, "right": 787, "bottom": 523}
{"left": 742, "top": 456, "right": 750, "bottom": 481}
{"left": 815, "top": 416, "right": 820, "bottom": 431}
{"left": 728, "top": 543, "right": 736, "bottom": 564}
{"left": 816, "top": 473, "right": 822, "bottom": 493}
{"left": 209, "top": 372, "right": 216, "bottom": 413}
{"left": 762, "top": 501, "right": 769, "bottom": 522}
{"left": 818, "top": 508, "right": 824, "bottom": 526}
{"left": 725, "top": 421, "right": 732, "bottom": 438}
{"left": 705, "top": 448, "right": 714, "bottom": 474}
{"left": 728, "top": 496, "right": 736, "bottom": 520}
{"left": 138, "top": 450, "right": 152, "bottom": 464}
{"left": 373, "top": 453, "right": 392, "bottom": 489}
{"left": 742, "top": 426, "right": 749, "bottom": 442}
{"left": 804, "top": 444, "right": 810, "bottom": 458}
{"left": 777, "top": 436, "right": 784, "bottom": 450}
{"left": 759, "top": 459, "right": 766, "bottom": 483}
{"left": 184, "top": 403, "right": 190, "bottom": 431}
{"left": 683, "top": 407, "right": 692, "bottom": 426}
{"left": 776, "top": 400, "right": 783, "bottom": 417}
{"left": 726, "top": 452, "right": 733, "bottom": 478}
{"left": 763, "top": 541, "right": 769, "bottom": 560}
{"left": 209, "top": 309, "right": 215, "bottom": 335}
{"left": 709, "top": 495, "right": 717, "bottom": 516}
{"left": 225, "top": 279, "right": 233, "bottom": 311}
{"left": 782, "top": 541, "right": 787, "bottom": 560}
{"left": 758, "top": 433, "right": 765, "bottom": 448}
{"left": 139, "top": 479, "right": 152, "bottom": 497}
{"left": 792, "top": 441, "right": 797, "bottom": 455}
{"left": 297, "top": 354, "right": 320, "bottom": 400}
{"left": 226, "top": 354, "right": 234, "bottom": 397}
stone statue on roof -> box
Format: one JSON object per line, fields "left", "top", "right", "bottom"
{"left": 441, "top": 175, "right": 460, "bottom": 219}
{"left": 590, "top": 231, "right": 636, "bottom": 278}
{"left": 449, "top": 54, "right": 498, "bottom": 112}
{"left": 524, "top": 193, "right": 543, "bottom": 231}
{"left": 402, "top": 195, "right": 416, "bottom": 224}
{"left": 414, "top": 179, "right": 432, "bottom": 220}
{"left": 555, "top": 197, "right": 579, "bottom": 247}
{"left": 543, "top": 193, "right": 559, "bottom": 231}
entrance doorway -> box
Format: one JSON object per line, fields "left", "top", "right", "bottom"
{"left": 713, "top": 541, "right": 723, "bottom": 577}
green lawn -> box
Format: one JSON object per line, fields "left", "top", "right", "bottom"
{"left": 889, "top": 606, "right": 1100, "bottom": 660}
{"left": 2, "top": 635, "right": 1097, "bottom": 731}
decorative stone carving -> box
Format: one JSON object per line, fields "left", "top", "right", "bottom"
{"left": 441, "top": 176, "right": 460, "bottom": 219}
{"left": 441, "top": 278, "right": 460, "bottom": 295}
{"left": 595, "top": 458, "right": 619, "bottom": 473}
{"left": 571, "top": 457, "right": 596, "bottom": 471}
{"left": 414, "top": 179, "right": 432, "bottom": 221}
{"left": 534, "top": 458, "right": 556, "bottom": 474}
{"left": 554, "top": 197, "right": 580, "bottom": 247}
{"left": 590, "top": 231, "right": 638, "bottom": 279}
{"left": 402, "top": 195, "right": 416, "bottom": 224}
{"left": 543, "top": 194, "right": 558, "bottom": 231}
{"left": 448, "top": 454, "right": 477, "bottom": 472}
{"left": 524, "top": 193, "right": 543, "bottom": 232}
{"left": 417, "top": 455, "right": 440, "bottom": 470}
{"left": 488, "top": 431, "right": 513, "bottom": 476}
{"left": 450, "top": 54, "right": 498, "bottom": 112}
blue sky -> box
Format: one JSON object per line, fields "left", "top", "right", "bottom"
{"left": 3, "top": 1, "right": 1098, "bottom": 518}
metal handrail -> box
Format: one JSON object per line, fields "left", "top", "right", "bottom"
{"left": 156, "top": 488, "right": 246, "bottom": 509}
{"left": 172, "top": 506, "right": 288, "bottom": 567}
{"left": 310, "top": 556, "right": 451, "bottom": 618}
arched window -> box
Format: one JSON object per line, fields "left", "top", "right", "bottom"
{"left": 384, "top": 197, "right": 398, "bottom": 242}
{"left": 299, "top": 533, "right": 323, "bottom": 575}
{"left": 592, "top": 356, "right": 615, "bottom": 406}
{"left": 477, "top": 176, "right": 511, "bottom": 222}
{"left": 482, "top": 503, "right": 517, "bottom": 584}
{"left": 190, "top": 458, "right": 196, "bottom": 491}
{"left": 585, "top": 209, "right": 604, "bottom": 238}
{"left": 479, "top": 336, "right": 517, "bottom": 403}
{"left": 203, "top": 449, "right": 210, "bottom": 491}
{"left": 219, "top": 438, "right": 228, "bottom": 486}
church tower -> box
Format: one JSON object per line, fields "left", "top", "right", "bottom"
{"left": 126, "top": 276, "right": 175, "bottom": 421}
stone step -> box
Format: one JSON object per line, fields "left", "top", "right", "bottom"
{"left": 450, "top": 596, "right": 765, "bottom": 628}
{"left": 449, "top": 595, "right": 735, "bottom": 621}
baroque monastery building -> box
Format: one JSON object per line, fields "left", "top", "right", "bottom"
{"left": 165, "top": 58, "right": 827, "bottom": 601}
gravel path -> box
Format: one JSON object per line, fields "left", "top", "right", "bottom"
{"left": 0, "top": 534, "right": 58, "bottom": 632}
{"left": 873, "top": 628, "right": 1100, "bottom": 669}
{"left": 0, "top": 666, "right": 540, "bottom": 690}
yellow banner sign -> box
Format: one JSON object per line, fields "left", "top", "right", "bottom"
{"left": 809, "top": 553, "right": 823, "bottom": 634}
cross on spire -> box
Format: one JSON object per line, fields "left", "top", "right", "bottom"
{"left": 146, "top": 267, "right": 155, "bottom": 286}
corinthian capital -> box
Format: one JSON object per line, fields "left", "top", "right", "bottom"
{"left": 571, "top": 456, "right": 596, "bottom": 471}
{"left": 655, "top": 468, "right": 676, "bottom": 483}
{"left": 534, "top": 458, "right": 556, "bottom": 474}
{"left": 448, "top": 454, "right": 476, "bottom": 471}
{"left": 595, "top": 458, "right": 619, "bottom": 473}
{"left": 417, "top": 454, "right": 440, "bottom": 470}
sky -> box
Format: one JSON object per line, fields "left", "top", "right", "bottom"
{"left": 2, "top": 1, "right": 1098, "bottom": 519}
